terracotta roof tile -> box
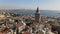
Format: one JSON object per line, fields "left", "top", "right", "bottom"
{"left": 22, "top": 31, "right": 31, "bottom": 34}
{"left": 16, "top": 23, "right": 23, "bottom": 27}
{"left": 0, "top": 32, "right": 3, "bottom": 34}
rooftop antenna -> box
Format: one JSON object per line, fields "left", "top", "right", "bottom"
{"left": 33, "top": 0, "right": 39, "bottom": 8}
{"left": 33, "top": 0, "right": 40, "bottom": 14}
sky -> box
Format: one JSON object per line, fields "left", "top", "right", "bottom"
{"left": 0, "top": 0, "right": 60, "bottom": 10}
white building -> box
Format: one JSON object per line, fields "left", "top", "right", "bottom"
{"left": 16, "top": 20, "right": 26, "bottom": 33}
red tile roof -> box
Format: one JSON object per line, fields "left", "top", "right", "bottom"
{"left": 22, "top": 31, "right": 31, "bottom": 34}
{"left": 16, "top": 23, "right": 23, "bottom": 27}
{"left": 0, "top": 32, "right": 3, "bottom": 34}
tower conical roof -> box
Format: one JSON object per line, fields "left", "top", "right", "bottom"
{"left": 36, "top": 7, "right": 39, "bottom": 13}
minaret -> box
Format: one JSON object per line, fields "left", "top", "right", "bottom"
{"left": 35, "top": 7, "right": 40, "bottom": 23}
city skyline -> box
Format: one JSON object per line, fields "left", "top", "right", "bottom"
{"left": 0, "top": 0, "right": 60, "bottom": 10}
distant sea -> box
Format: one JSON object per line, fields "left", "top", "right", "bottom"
{"left": 4, "top": 9, "right": 60, "bottom": 17}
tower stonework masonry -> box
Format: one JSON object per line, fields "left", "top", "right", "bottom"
{"left": 35, "top": 7, "right": 40, "bottom": 23}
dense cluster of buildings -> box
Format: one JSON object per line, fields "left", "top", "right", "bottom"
{"left": 0, "top": 7, "right": 60, "bottom": 34}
